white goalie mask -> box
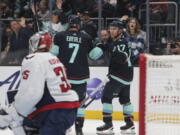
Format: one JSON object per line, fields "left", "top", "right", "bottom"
{"left": 29, "top": 31, "right": 53, "bottom": 54}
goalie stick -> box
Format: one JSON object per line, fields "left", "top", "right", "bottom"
{"left": 80, "top": 78, "right": 109, "bottom": 108}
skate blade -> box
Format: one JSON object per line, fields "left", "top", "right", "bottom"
{"left": 97, "top": 130, "right": 115, "bottom": 135}
{"left": 121, "top": 129, "right": 136, "bottom": 135}
{"left": 121, "top": 133, "right": 135, "bottom": 135}
{"left": 97, "top": 133, "right": 115, "bottom": 135}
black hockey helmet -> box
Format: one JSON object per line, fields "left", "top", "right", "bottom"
{"left": 68, "top": 15, "right": 81, "bottom": 28}
{"left": 109, "top": 20, "right": 124, "bottom": 29}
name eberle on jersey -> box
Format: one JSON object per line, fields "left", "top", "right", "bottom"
{"left": 66, "top": 36, "right": 82, "bottom": 43}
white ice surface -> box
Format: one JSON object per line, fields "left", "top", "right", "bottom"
{"left": 0, "top": 120, "right": 139, "bottom": 135}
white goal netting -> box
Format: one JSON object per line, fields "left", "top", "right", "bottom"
{"left": 139, "top": 54, "right": 180, "bottom": 135}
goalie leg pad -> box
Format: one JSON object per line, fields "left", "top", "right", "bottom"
{"left": 0, "top": 114, "right": 13, "bottom": 128}
{"left": 0, "top": 104, "right": 23, "bottom": 129}
{"left": 7, "top": 104, "right": 24, "bottom": 128}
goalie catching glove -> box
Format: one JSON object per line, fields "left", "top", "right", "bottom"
{"left": 0, "top": 103, "right": 24, "bottom": 129}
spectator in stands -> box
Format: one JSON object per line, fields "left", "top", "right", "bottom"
{"left": 99, "top": 29, "right": 113, "bottom": 64}
{"left": 138, "top": 0, "right": 168, "bottom": 25}
{"left": 30, "top": 0, "right": 60, "bottom": 32}
{"left": 100, "top": 29, "right": 112, "bottom": 47}
{"left": 0, "top": 27, "right": 11, "bottom": 65}
{"left": 126, "top": 17, "right": 146, "bottom": 66}
{"left": 57, "top": 0, "right": 79, "bottom": 15}
{"left": 150, "top": 0, "right": 168, "bottom": 23}
{"left": 102, "top": 0, "right": 116, "bottom": 18}
{"left": 0, "top": 1, "right": 13, "bottom": 17}
{"left": 14, "top": 0, "right": 31, "bottom": 17}
{"left": 55, "top": 0, "right": 97, "bottom": 16}
{"left": 167, "top": 0, "right": 179, "bottom": 23}
{"left": 0, "top": 1, "right": 13, "bottom": 26}
{"left": 29, "top": 0, "right": 50, "bottom": 31}
{"left": 36, "top": 0, "right": 51, "bottom": 20}
{"left": 119, "top": 15, "right": 129, "bottom": 32}
{"left": 130, "top": 0, "right": 145, "bottom": 14}
{"left": 90, "top": 29, "right": 112, "bottom": 65}
{"left": 7, "top": 19, "right": 33, "bottom": 65}
{"left": 78, "top": 10, "right": 98, "bottom": 40}
{"left": 165, "top": 37, "right": 180, "bottom": 54}
{"left": 114, "top": 0, "right": 136, "bottom": 17}
{"left": 42, "top": 10, "right": 68, "bottom": 36}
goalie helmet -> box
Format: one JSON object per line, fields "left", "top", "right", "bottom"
{"left": 29, "top": 31, "right": 52, "bottom": 53}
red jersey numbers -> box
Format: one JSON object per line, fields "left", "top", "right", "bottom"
{"left": 54, "top": 66, "right": 71, "bottom": 92}
{"left": 22, "top": 70, "right": 30, "bottom": 80}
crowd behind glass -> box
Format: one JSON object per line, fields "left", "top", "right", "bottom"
{"left": 0, "top": 0, "right": 180, "bottom": 66}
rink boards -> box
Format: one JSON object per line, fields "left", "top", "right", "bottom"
{"left": 0, "top": 66, "right": 139, "bottom": 121}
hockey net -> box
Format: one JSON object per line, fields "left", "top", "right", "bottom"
{"left": 139, "top": 54, "right": 180, "bottom": 135}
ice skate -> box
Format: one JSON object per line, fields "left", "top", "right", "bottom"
{"left": 75, "top": 118, "right": 84, "bottom": 135}
{"left": 120, "top": 120, "right": 135, "bottom": 134}
{"left": 75, "top": 127, "right": 84, "bottom": 135}
{"left": 96, "top": 123, "right": 114, "bottom": 135}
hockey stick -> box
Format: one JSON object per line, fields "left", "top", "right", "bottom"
{"left": 32, "top": 0, "right": 40, "bottom": 32}
{"left": 81, "top": 78, "right": 109, "bottom": 108}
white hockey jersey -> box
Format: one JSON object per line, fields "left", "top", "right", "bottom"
{"left": 14, "top": 52, "right": 79, "bottom": 118}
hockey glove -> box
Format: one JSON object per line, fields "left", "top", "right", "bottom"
{"left": 0, "top": 109, "right": 11, "bottom": 129}
{"left": 0, "top": 104, "right": 24, "bottom": 129}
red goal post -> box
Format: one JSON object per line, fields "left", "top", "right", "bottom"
{"left": 139, "top": 54, "right": 180, "bottom": 135}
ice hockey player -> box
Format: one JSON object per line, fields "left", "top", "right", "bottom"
{"left": 53, "top": 15, "right": 103, "bottom": 135}
{"left": 96, "top": 20, "right": 135, "bottom": 135}
{"left": 0, "top": 31, "right": 80, "bottom": 135}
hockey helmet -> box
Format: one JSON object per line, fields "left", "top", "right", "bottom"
{"left": 68, "top": 15, "right": 81, "bottom": 28}
{"left": 109, "top": 20, "right": 124, "bottom": 29}
{"left": 29, "top": 31, "right": 53, "bottom": 53}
